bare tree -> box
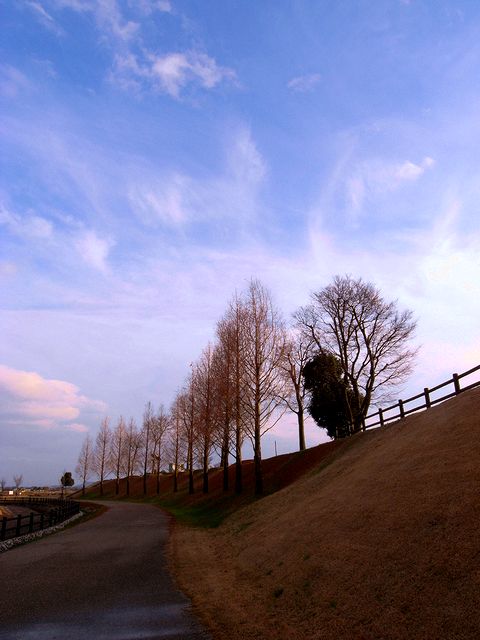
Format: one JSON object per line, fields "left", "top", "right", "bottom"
{"left": 0, "top": 478, "right": 6, "bottom": 492}
{"left": 93, "top": 417, "right": 111, "bottom": 496}
{"left": 111, "top": 417, "right": 127, "bottom": 496}
{"left": 141, "top": 402, "right": 154, "bottom": 495}
{"left": 169, "top": 398, "right": 186, "bottom": 493}
{"left": 242, "top": 279, "right": 287, "bottom": 495}
{"left": 124, "top": 418, "right": 141, "bottom": 497}
{"left": 279, "top": 329, "right": 316, "bottom": 451}
{"left": 150, "top": 405, "right": 169, "bottom": 494}
{"left": 75, "top": 435, "right": 93, "bottom": 496}
{"left": 193, "top": 344, "right": 217, "bottom": 494}
{"left": 178, "top": 377, "right": 197, "bottom": 495}
{"left": 219, "top": 293, "right": 248, "bottom": 493}
{"left": 212, "top": 332, "right": 234, "bottom": 491}
{"left": 13, "top": 474, "right": 23, "bottom": 494}
{"left": 296, "top": 275, "right": 417, "bottom": 433}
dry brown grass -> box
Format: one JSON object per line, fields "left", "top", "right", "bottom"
{"left": 169, "top": 387, "right": 480, "bottom": 640}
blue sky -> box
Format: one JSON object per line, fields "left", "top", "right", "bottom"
{"left": 1, "top": 0, "right": 480, "bottom": 485}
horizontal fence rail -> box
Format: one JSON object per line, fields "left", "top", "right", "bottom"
{"left": 363, "top": 364, "right": 480, "bottom": 431}
{"left": 0, "top": 498, "right": 80, "bottom": 542}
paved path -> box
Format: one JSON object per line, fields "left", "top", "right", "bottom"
{"left": 0, "top": 501, "right": 210, "bottom": 640}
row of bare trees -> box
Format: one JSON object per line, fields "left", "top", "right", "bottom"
{"left": 171, "top": 280, "right": 296, "bottom": 495}
{"left": 75, "top": 404, "right": 170, "bottom": 497}
{"left": 76, "top": 275, "right": 417, "bottom": 497}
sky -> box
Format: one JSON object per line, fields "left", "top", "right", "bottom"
{"left": 1, "top": 0, "right": 480, "bottom": 486}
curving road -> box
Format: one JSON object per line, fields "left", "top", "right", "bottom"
{"left": 0, "top": 501, "right": 210, "bottom": 640}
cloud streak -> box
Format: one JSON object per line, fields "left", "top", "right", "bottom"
{"left": 0, "top": 364, "right": 106, "bottom": 431}
{"left": 287, "top": 73, "right": 321, "bottom": 92}
{"left": 112, "top": 50, "right": 236, "bottom": 97}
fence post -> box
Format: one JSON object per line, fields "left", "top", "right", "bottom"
{"left": 15, "top": 514, "right": 22, "bottom": 537}
{"left": 424, "top": 387, "right": 431, "bottom": 408}
{"left": 453, "top": 373, "right": 461, "bottom": 394}
{"left": 40, "top": 513, "right": 45, "bottom": 530}
{"left": 1, "top": 516, "right": 7, "bottom": 541}
{"left": 29, "top": 512, "right": 34, "bottom": 533}
{"left": 399, "top": 399, "right": 405, "bottom": 419}
{"left": 379, "top": 408, "right": 384, "bottom": 427}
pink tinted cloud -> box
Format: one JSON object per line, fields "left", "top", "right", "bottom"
{"left": 0, "top": 364, "right": 105, "bottom": 430}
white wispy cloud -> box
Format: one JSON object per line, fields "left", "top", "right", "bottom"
{"left": 46, "top": 0, "right": 234, "bottom": 97}
{"left": 26, "top": 1, "right": 65, "bottom": 36}
{"left": 51, "top": 0, "right": 139, "bottom": 41}
{"left": 112, "top": 50, "right": 236, "bottom": 97}
{"left": 0, "top": 204, "right": 53, "bottom": 239}
{"left": 287, "top": 73, "right": 321, "bottom": 93}
{"left": 131, "top": 0, "right": 173, "bottom": 14}
{"left": 128, "top": 174, "right": 189, "bottom": 226}
{"left": 128, "top": 126, "right": 266, "bottom": 228}
{"left": 74, "top": 229, "right": 115, "bottom": 272}
{"left": 0, "top": 64, "right": 30, "bottom": 98}
{"left": 0, "top": 364, "right": 106, "bottom": 430}
{"left": 347, "top": 155, "right": 435, "bottom": 213}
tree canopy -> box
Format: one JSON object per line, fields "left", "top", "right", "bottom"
{"left": 303, "top": 352, "right": 360, "bottom": 439}
{"left": 296, "top": 275, "right": 417, "bottom": 432}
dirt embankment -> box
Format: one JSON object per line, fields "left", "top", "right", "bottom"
{"left": 169, "top": 387, "right": 480, "bottom": 640}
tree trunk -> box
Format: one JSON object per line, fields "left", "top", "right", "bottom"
{"left": 203, "top": 444, "right": 209, "bottom": 494}
{"left": 235, "top": 426, "right": 242, "bottom": 493}
{"left": 222, "top": 449, "right": 229, "bottom": 492}
{"left": 188, "top": 443, "right": 194, "bottom": 495}
{"left": 298, "top": 407, "right": 306, "bottom": 451}
{"left": 254, "top": 436, "right": 263, "bottom": 495}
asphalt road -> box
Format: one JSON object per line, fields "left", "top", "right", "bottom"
{"left": 0, "top": 501, "right": 211, "bottom": 640}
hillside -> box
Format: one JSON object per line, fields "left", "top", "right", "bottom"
{"left": 170, "top": 387, "right": 480, "bottom": 640}
{"left": 79, "top": 438, "right": 345, "bottom": 525}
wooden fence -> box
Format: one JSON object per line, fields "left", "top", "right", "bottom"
{"left": 0, "top": 497, "right": 80, "bottom": 542}
{"left": 363, "top": 364, "right": 480, "bottom": 430}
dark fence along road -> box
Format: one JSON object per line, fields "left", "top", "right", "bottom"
{"left": 0, "top": 498, "right": 80, "bottom": 540}
{"left": 0, "top": 501, "right": 210, "bottom": 640}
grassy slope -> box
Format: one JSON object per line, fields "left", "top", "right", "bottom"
{"left": 170, "top": 387, "right": 480, "bottom": 640}
{"left": 80, "top": 438, "right": 344, "bottom": 526}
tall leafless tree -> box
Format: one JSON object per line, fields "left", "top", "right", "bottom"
{"left": 124, "top": 418, "right": 141, "bottom": 497}
{"left": 141, "top": 402, "right": 154, "bottom": 495}
{"left": 1, "top": 477, "right": 6, "bottom": 492}
{"left": 94, "top": 417, "right": 111, "bottom": 496}
{"left": 150, "top": 404, "right": 169, "bottom": 494}
{"left": 212, "top": 333, "right": 234, "bottom": 491}
{"left": 219, "top": 293, "right": 248, "bottom": 493}
{"left": 178, "top": 377, "right": 197, "bottom": 495}
{"left": 169, "top": 398, "right": 186, "bottom": 493}
{"left": 279, "top": 329, "right": 316, "bottom": 451}
{"left": 242, "top": 279, "right": 287, "bottom": 494}
{"left": 296, "top": 275, "right": 417, "bottom": 433}
{"left": 193, "top": 344, "right": 217, "bottom": 494}
{"left": 75, "top": 434, "right": 93, "bottom": 496}
{"left": 111, "top": 416, "right": 126, "bottom": 496}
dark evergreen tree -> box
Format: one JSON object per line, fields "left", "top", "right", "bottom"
{"left": 303, "top": 352, "right": 360, "bottom": 439}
